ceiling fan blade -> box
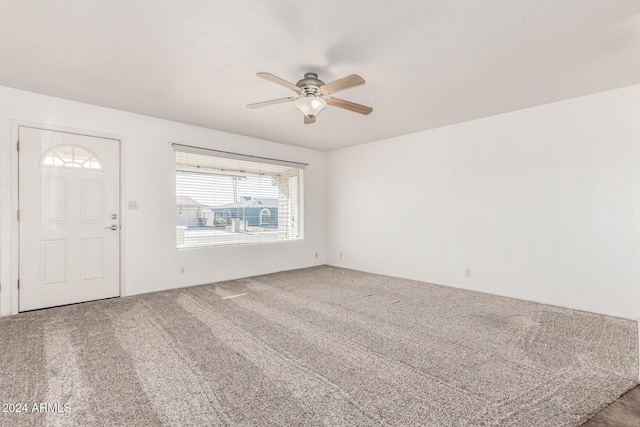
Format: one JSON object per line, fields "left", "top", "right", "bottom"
{"left": 304, "top": 116, "right": 316, "bottom": 124}
{"left": 256, "top": 72, "right": 301, "bottom": 92}
{"left": 326, "top": 97, "right": 373, "bottom": 115}
{"left": 320, "top": 74, "right": 365, "bottom": 94}
{"left": 247, "top": 97, "right": 297, "bottom": 109}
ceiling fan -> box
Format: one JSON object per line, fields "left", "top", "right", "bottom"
{"left": 247, "top": 72, "right": 373, "bottom": 124}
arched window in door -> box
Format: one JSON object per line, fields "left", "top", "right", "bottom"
{"left": 39, "top": 144, "right": 103, "bottom": 170}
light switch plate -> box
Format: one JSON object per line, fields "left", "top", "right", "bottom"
{"left": 128, "top": 201, "right": 139, "bottom": 210}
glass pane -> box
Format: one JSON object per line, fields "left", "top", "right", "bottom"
{"left": 40, "top": 145, "right": 103, "bottom": 171}
{"left": 176, "top": 151, "right": 304, "bottom": 249}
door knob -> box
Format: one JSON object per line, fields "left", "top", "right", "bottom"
{"left": 105, "top": 225, "right": 118, "bottom": 230}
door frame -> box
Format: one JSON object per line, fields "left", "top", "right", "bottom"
{"left": 9, "top": 120, "right": 127, "bottom": 314}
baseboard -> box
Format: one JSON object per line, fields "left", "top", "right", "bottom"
{"left": 325, "top": 263, "right": 637, "bottom": 321}
{"left": 125, "top": 262, "right": 326, "bottom": 297}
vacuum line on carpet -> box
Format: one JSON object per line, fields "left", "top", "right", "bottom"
{"left": 221, "top": 293, "right": 247, "bottom": 300}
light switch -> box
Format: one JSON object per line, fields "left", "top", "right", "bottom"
{"left": 128, "top": 201, "right": 139, "bottom": 210}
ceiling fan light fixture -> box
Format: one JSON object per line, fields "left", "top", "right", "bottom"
{"left": 248, "top": 72, "right": 372, "bottom": 123}
{"left": 294, "top": 96, "right": 327, "bottom": 118}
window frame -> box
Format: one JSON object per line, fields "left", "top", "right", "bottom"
{"left": 174, "top": 144, "right": 305, "bottom": 249}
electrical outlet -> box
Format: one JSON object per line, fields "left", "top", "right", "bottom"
{"left": 315, "top": 252, "right": 318, "bottom": 259}
{"left": 339, "top": 252, "right": 343, "bottom": 258}
{"left": 465, "top": 268, "right": 471, "bottom": 278}
{"left": 180, "top": 266, "right": 185, "bottom": 274}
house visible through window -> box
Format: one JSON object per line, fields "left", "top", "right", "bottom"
{"left": 174, "top": 145, "right": 304, "bottom": 248}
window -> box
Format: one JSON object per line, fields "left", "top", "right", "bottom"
{"left": 174, "top": 145, "right": 305, "bottom": 248}
{"left": 40, "top": 145, "right": 103, "bottom": 170}
{"left": 259, "top": 208, "right": 272, "bottom": 225}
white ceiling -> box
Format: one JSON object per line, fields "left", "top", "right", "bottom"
{"left": 1, "top": 1, "right": 639, "bottom": 151}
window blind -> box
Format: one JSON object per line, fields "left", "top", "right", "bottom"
{"left": 174, "top": 144, "right": 304, "bottom": 248}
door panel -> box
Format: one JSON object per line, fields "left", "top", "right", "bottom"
{"left": 82, "top": 180, "right": 103, "bottom": 222}
{"left": 19, "top": 127, "right": 120, "bottom": 311}
{"left": 82, "top": 238, "right": 104, "bottom": 281}
{"left": 42, "top": 177, "right": 66, "bottom": 223}
{"left": 42, "top": 240, "right": 65, "bottom": 285}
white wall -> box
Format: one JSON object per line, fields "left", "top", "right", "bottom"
{"left": 0, "top": 86, "right": 325, "bottom": 315}
{"left": 326, "top": 85, "right": 640, "bottom": 319}
{"left": 2, "top": 84, "right": 639, "bottom": 319}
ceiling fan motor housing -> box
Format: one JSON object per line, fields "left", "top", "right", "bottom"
{"left": 296, "top": 73, "right": 325, "bottom": 96}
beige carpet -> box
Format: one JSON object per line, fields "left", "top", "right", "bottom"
{"left": 0, "top": 265, "right": 637, "bottom": 426}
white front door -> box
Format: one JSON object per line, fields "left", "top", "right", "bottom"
{"left": 19, "top": 127, "right": 120, "bottom": 311}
